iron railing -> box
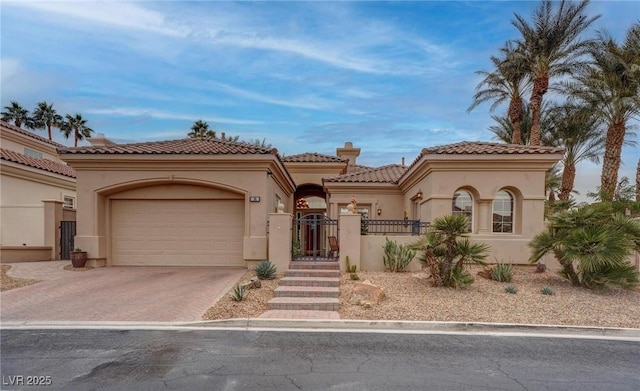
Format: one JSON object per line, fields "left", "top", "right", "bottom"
{"left": 363, "top": 219, "right": 429, "bottom": 236}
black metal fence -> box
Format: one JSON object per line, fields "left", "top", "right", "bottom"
{"left": 363, "top": 219, "right": 429, "bottom": 236}
{"left": 60, "top": 221, "right": 76, "bottom": 260}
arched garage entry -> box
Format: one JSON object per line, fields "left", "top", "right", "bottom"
{"left": 106, "top": 181, "right": 245, "bottom": 267}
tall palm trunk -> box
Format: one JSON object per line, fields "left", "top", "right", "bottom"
{"left": 636, "top": 159, "right": 640, "bottom": 202}
{"left": 601, "top": 122, "right": 626, "bottom": 200}
{"left": 508, "top": 95, "right": 524, "bottom": 144}
{"left": 74, "top": 129, "right": 79, "bottom": 147}
{"left": 47, "top": 124, "right": 52, "bottom": 140}
{"left": 558, "top": 163, "right": 576, "bottom": 201}
{"left": 529, "top": 76, "right": 548, "bottom": 146}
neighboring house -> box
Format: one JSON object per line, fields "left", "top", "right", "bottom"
{"left": 59, "top": 135, "right": 563, "bottom": 270}
{"left": 0, "top": 120, "right": 77, "bottom": 262}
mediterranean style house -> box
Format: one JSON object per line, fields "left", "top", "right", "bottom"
{"left": 0, "top": 120, "right": 77, "bottom": 262}
{"left": 58, "top": 135, "right": 564, "bottom": 271}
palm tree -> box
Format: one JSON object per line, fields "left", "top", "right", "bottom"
{"left": 489, "top": 104, "right": 532, "bottom": 145}
{"left": 188, "top": 120, "right": 216, "bottom": 139}
{"left": 545, "top": 103, "right": 604, "bottom": 201}
{"left": 61, "top": 114, "right": 94, "bottom": 147}
{"left": 512, "top": 0, "right": 599, "bottom": 146}
{"left": 31, "top": 101, "right": 63, "bottom": 140}
{"left": 1, "top": 101, "right": 31, "bottom": 128}
{"left": 411, "top": 214, "right": 490, "bottom": 288}
{"left": 564, "top": 23, "right": 640, "bottom": 201}
{"left": 469, "top": 42, "right": 531, "bottom": 144}
{"left": 545, "top": 164, "right": 562, "bottom": 207}
{"left": 636, "top": 159, "right": 640, "bottom": 202}
{"left": 529, "top": 203, "right": 640, "bottom": 289}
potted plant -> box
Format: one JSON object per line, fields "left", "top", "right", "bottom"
{"left": 71, "top": 248, "right": 88, "bottom": 268}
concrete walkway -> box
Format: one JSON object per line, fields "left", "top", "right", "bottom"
{"left": 1, "top": 263, "right": 245, "bottom": 322}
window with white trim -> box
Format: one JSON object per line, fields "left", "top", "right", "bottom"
{"left": 452, "top": 190, "right": 473, "bottom": 232}
{"left": 63, "top": 196, "right": 75, "bottom": 209}
{"left": 492, "top": 190, "right": 513, "bottom": 233}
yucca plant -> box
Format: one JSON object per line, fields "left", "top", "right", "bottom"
{"left": 383, "top": 238, "right": 416, "bottom": 272}
{"left": 505, "top": 285, "right": 518, "bottom": 294}
{"left": 411, "top": 214, "right": 490, "bottom": 288}
{"left": 254, "top": 260, "right": 277, "bottom": 280}
{"left": 229, "top": 284, "right": 248, "bottom": 302}
{"left": 490, "top": 262, "right": 513, "bottom": 282}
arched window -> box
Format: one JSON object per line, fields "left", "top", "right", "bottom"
{"left": 452, "top": 190, "right": 473, "bottom": 232}
{"left": 493, "top": 190, "right": 514, "bottom": 233}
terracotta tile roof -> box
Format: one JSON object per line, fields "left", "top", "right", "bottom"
{"left": 0, "top": 120, "right": 66, "bottom": 148}
{"left": 346, "top": 164, "right": 373, "bottom": 173}
{"left": 58, "top": 138, "right": 278, "bottom": 155}
{"left": 324, "top": 164, "right": 407, "bottom": 184}
{"left": 1, "top": 148, "right": 76, "bottom": 178}
{"left": 282, "top": 152, "right": 346, "bottom": 163}
{"left": 420, "top": 141, "right": 564, "bottom": 156}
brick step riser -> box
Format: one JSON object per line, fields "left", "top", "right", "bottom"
{"left": 268, "top": 302, "right": 340, "bottom": 311}
{"left": 285, "top": 271, "right": 340, "bottom": 278}
{"left": 279, "top": 279, "right": 340, "bottom": 287}
{"left": 289, "top": 263, "right": 340, "bottom": 270}
{"left": 274, "top": 290, "right": 339, "bottom": 298}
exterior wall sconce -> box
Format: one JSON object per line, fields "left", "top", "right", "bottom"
{"left": 377, "top": 208, "right": 382, "bottom": 216}
{"left": 417, "top": 190, "right": 423, "bottom": 199}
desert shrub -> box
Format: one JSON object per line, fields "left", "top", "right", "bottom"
{"left": 383, "top": 238, "right": 416, "bottom": 272}
{"left": 490, "top": 262, "right": 513, "bottom": 282}
{"left": 229, "top": 284, "right": 248, "bottom": 302}
{"left": 541, "top": 286, "right": 554, "bottom": 295}
{"left": 254, "top": 260, "right": 277, "bottom": 280}
{"left": 505, "top": 285, "right": 518, "bottom": 294}
{"left": 529, "top": 203, "right": 640, "bottom": 290}
{"left": 411, "top": 214, "right": 489, "bottom": 288}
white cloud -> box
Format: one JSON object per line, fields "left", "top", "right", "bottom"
{"left": 5, "top": 1, "right": 188, "bottom": 37}
{"left": 209, "top": 82, "right": 335, "bottom": 111}
{"left": 85, "top": 107, "right": 261, "bottom": 125}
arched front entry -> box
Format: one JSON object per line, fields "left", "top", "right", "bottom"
{"left": 292, "top": 184, "right": 336, "bottom": 259}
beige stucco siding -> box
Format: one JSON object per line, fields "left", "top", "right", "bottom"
{"left": 0, "top": 166, "right": 75, "bottom": 246}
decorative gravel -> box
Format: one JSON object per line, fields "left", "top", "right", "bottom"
{"left": 202, "top": 266, "right": 640, "bottom": 328}
{"left": 202, "top": 270, "right": 282, "bottom": 320}
{"left": 339, "top": 266, "right": 640, "bottom": 328}
{"left": 63, "top": 264, "right": 93, "bottom": 272}
{"left": 1, "top": 265, "right": 40, "bottom": 291}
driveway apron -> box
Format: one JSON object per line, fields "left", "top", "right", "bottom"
{"left": 0, "top": 266, "right": 245, "bottom": 322}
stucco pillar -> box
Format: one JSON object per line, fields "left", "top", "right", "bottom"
{"left": 477, "top": 200, "right": 491, "bottom": 234}
{"left": 42, "top": 200, "right": 63, "bottom": 261}
{"left": 268, "top": 209, "right": 292, "bottom": 273}
{"left": 338, "top": 213, "right": 361, "bottom": 272}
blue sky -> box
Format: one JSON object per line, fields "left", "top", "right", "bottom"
{"left": 2, "top": 1, "right": 639, "bottom": 200}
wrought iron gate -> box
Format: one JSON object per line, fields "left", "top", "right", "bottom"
{"left": 60, "top": 221, "right": 76, "bottom": 260}
{"left": 292, "top": 213, "right": 337, "bottom": 261}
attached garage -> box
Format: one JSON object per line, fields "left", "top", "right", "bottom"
{"left": 111, "top": 199, "right": 244, "bottom": 266}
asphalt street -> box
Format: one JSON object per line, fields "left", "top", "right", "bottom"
{"left": 1, "top": 328, "right": 638, "bottom": 390}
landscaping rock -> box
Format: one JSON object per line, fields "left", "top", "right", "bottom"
{"left": 349, "top": 280, "right": 385, "bottom": 306}
{"left": 241, "top": 277, "right": 262, "bottom": 290}
{"left": 477, "top": 269, "right": 492, "bottom": 280}
{"left": 411, "top": 272, "right": 430, "bottom": 280}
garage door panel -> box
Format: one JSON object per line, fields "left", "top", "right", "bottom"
{"left": 112, "top": 199, "right": 244, "bottom": 266}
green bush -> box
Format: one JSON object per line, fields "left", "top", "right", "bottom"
{"left": 505, "top": 285, "right": 518, "bottom": 294}
{"left": 411, "top": 214, "right": 489, "bottom": 288}
{"left": 254, "top": 260, "right": 277, "bottom": 280}
{"left": 490, "top": 262, "right": 513, "bottom": 282}
{"left": 529, "top": 203, "right": 640, "bottom": 290}
{"left": 383, "top": 238, "right": 416, "bottom": 272}
{"left": 229, "top": 284, "right": 248, "bottom": 302}
{"left": 541, "top": 286, "right": 554, "bottom": 296}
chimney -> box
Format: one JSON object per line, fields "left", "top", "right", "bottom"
{"left": 401, "top": 157, "right": 405, "bottom": 166}
{"left": 336, "top": 141, "right": 361, "bottom": 166}
{"left": 87, "top": 133, "right": 116, "bottom": 147}
{"left": 221, "top": 132, "right": 226, "bottom": 140}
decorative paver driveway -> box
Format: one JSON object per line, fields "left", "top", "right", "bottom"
{"left": 0, "top": 266, "right": 245, "bottom": 322}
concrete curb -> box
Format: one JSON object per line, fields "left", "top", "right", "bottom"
{"left": 2, "top": 319, "right": 639, "bottom": 340}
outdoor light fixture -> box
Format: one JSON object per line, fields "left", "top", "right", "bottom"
{"left": 417, "top": 190, "right": 423, "bottom": 199}
{"left": 377, "top": 208, "right": 382, "bottom": 216}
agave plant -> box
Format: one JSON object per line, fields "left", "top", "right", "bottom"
{"left": 254, "top": 260, "right": 277, "bottom": 280}
{"left": 229, "top": 284, "right": 248, "bottom": 302}
{"left": 383, "top": 238, "right": 416, "bottom": 272}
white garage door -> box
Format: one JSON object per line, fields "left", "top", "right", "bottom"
{"left": 111, "top": 199, "right": 244, "bottom": 266}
